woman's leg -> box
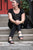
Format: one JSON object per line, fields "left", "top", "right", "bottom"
{"left": 9, "top": 24, "right": 17, "bottom": 38}
{"left": 8, "top": 24, "right": 17, "bottom": 44}
{"left": 16, "top": 24, "right": 21, "bottom": 33}
{"left": 16, "top": 24, "right": 23, "bottom": 39}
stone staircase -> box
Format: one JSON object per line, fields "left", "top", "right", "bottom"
{"left": 0, "top": 16, "right": 33, "bottom": 42}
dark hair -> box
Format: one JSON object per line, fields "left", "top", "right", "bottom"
{"left": 15, "top": 0, "right": 20, "bottom": 8}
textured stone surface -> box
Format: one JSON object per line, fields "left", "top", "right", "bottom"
{"left": 0, "top": 41, "right": 33, "bottom": 50}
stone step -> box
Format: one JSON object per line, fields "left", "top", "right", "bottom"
{"left": 0, "top": 34, "right": 33, "bottom": 42}
{"left": 0, "top": 21, "right": 8, "bottom": 24}
{"left": 0, "top": 22, "right": 8, "bottom": 27}
{"left": 0, "top": 16, "right": 8, "bottom": 27}
{"left": 0, "top": 16, "right": 8, "bottom": 21}
{"left": 0, "top": 24, "right": 8, "bottom": 27}
{"left": 0, "top": 41, "right": 33, "bottom": 46}
{"left": 0, "top": 27, "right": 33, "bottom": 35}
{"left": 0, "top": 27, "right": 33, "bottom": 42}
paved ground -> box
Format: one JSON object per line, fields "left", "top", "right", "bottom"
{"left": 0, "top": 41, "right": 33, "bottom": 50}
{"left": 0, "top": 46, "right": 33, "bottom": 50}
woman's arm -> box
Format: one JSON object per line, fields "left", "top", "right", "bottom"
{"left": 8, "top": 13, "right": 16, "bottom": 24}
{"left": 20, "top": 13, "right": 25, "bottom": 24}
{"left": 14, "top": 13, "right": 25, "bottom": 25}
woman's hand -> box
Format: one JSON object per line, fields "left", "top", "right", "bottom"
{"left": 15, "top": 20, "right": 21, "bottom": 25}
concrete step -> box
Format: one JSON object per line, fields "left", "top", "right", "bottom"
{"left": 0, "top": 41, "right": 33, "bottom": 46}
{"left": 0, "top": 27, "right": 33, "bottom": 42}
{"left": 0, "top": 23, "right": 8, "bottom": 27}
{"left": 0, "top": 16, "right": 8, "bottom": 20}
{"left": 0, "top": 27, "right": 33, "bottom": 35}
{"left": 0, "top": 34, "right": 33, "bottom": 42}
{"left": 0, "top": 16, "right": 8, "bottom": 27}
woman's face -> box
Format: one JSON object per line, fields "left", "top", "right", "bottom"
{"left": 12, "top": 0, "right": 19, "bottom": 7}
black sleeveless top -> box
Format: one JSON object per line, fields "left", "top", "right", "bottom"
{"left": 8, "top": 8, "right": 25, "bottom": 29}
{"left": 8, "top": 8, "right": 25, "bottom": 21}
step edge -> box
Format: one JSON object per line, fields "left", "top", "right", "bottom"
{"left": 0, "top": 27, "right": 33, "bottom": 30}
{"left": 0, "top": 34, "right": 33, "bottom": 36}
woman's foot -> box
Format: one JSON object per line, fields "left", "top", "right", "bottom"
{"left": 18, "top": 33, "right": 23, "bottom": 40}
{"left": 8, "top": 37, "right": 14, "bottom": 44}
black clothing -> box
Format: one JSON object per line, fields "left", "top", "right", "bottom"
{"left": 8, "top": 8, "right": 33, "bottom": 38}
{"left": 8, "top": 8, "right": 25, "bottom": 38}
{"left": 8, "top": 8, "right": 25, "bottom": 29}
{"left": 8, "top": 8, "right": 25, "bottom": 21}
{"left": 9, "top": 24, "right": 21, "bottom": 38}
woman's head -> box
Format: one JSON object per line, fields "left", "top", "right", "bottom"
{"left": 12, "top": 0, "right": 20, "bottom": 8}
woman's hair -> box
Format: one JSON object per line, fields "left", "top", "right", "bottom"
{"left": 15, "top": 0, "right": 20, "bottom": 8}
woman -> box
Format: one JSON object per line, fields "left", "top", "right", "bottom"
{"left": 8, "top": 0, "right": 25, "bottom": 44}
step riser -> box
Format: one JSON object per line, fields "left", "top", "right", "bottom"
{"left": 0, "top": 17, "right": 8, "bottom": 22}
{"left": 0, "top": 16, "right": 8, "bottom": 19}
{"left": 0, "top": 33, "right": 33, "bottom": 35}
{"left": 0, "top": 19, "right": 8, "bottom": 21}
{"left": 0, "top": 18, "right": 8, "bottom": 20}
{"left": 0, "top": 16, "right": 8, "bottom": 27}
{"left": 0, "top": 29, "right": 33, "bottom": 34}
{"left": 0, "top": 25, "right": 8, "bottom": 27}
{"left": 0, "top": 22, "right": 8, "bottom": 27}
{"left": 0, "top": 36, "right": 33, "bottom": 42}
{"left": 0, "top": 21, "right": 8, "bottom": 23}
